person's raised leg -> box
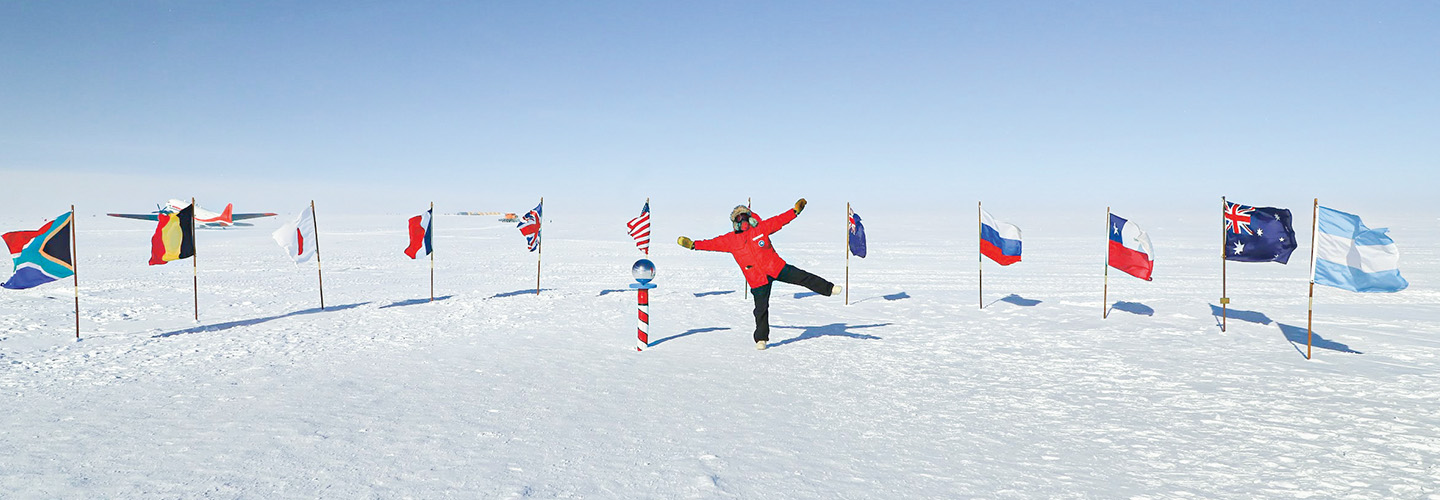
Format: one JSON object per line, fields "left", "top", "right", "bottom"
{"left": 776, "top": 264, "right": 837, "bottom": 296}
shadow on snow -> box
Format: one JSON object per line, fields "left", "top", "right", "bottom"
{"left": 794, "top": 289, "right": 864, "bottom": 300}
{"left": 694, "top": 290, "right": 736, "bottom": 297}
{"left": 1209, "top": 304, "right": 1272, "bottom": 326}
{"left": 598, "top": 289, "right": 629, "bottom": 297}
{"left": 849, "top": 291, "right": 911, "bottom": 304}
{"left": 1110, "top": 301, "right": 1155, "bottom": 316}
{"left": 487, "top": 289, "right": 553, "bottom": 299}
{"left": 1278, "top": 323, "right": 1362, "bottom": 355}
{"left": 767, "top": 323, "right": 888, "bottom": 348}
{"left": 986, "top": 294, "right": 1041, "bottom": 308}
{"left": 379, "top": 295, "right": 455, "bottom": 309}
{"left": 154, "top": 302, "right": 371, "bottom": 338}
{"left": 649, "top": 327, "right": 731, "bottom": 347}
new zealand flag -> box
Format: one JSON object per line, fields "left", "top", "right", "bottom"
{"left": 848, "top": 206, "right": 866, "bottom": 258}
{"left": 1224, "top": 201, "right": 1297, "bottom": 264}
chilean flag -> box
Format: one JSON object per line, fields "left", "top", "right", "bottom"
{"left": 1108, "top": 213, "right": 1153, "bottom": 281}
{"left": 404, "top": 208, "right": 432, "bottom": 259}
{"left": 980, "top": 208, "right": 1022, "bottom": 266}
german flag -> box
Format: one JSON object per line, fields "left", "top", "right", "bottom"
{"left": 149, "top": 204, "right": 195, "bottom": 265}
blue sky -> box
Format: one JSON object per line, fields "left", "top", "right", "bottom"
{"left": 2, "top": 1, "right": 1437, "bottom": 216}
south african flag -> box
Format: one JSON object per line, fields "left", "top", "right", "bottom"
{"left": 3, "top": 211, "right": 75, "bottom": 290}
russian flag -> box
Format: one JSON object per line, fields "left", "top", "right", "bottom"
{"left": 1108, "top": 213, "right": 1154, "bottom": 281}
{"left": 404, "top": 208, "right": 432, "bottom": 259}
{"left": 980, "top": 208, "right": 1022, "bottom": 266}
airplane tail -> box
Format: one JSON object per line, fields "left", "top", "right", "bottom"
{"left": 220, "top": 203, "right": 234, "bottom": 224}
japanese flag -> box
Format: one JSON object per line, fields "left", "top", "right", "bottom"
{"left": 273, "top": 205, "right": 317, "bottom": 264}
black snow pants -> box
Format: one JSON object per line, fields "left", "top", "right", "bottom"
{"left": 751, "top": 264, "right": 835, "bottom": 342}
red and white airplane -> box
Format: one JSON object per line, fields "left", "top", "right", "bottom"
{"left": 108, "top": 199, "right": 278, "bottom": 228}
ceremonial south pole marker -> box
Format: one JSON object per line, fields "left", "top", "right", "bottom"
{"left": 630, "top": 259, "right": 657, "bottom": 351}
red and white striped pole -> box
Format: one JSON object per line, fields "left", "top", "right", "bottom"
{"left": 636, "top": 288, "right": 649, "bottom": 351}
{"left": 630, "top": 258, "right": 656, "bottom": 352}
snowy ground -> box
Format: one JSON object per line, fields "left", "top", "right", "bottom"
{"left": 2, "top": 204, "right": 1438, "bottom": 498}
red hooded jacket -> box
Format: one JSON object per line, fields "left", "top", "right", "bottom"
{"left": 694, "top": 209, "right": 798, "bottom": 288}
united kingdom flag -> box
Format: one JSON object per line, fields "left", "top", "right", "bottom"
{"left": 1223, "top": 200, "right": 1296, "bottom": 264}
{"left": 518, "top": 201, "right": 542, "bottom": 252}
{"left": 1224, "top": 202, "right": 1255, "bottom": 235}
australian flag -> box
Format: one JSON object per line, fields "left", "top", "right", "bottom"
{"left": 847, "top": 206, "right": 866, "bottom": 258}
{"left": 1224, "top": 201, "right": 1297, "bottom": 264}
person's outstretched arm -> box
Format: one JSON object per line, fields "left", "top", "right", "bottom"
{"left": 758, "top": 198, "right": 805, "bottom": 234}
{"left": 681, "top": 233, "right": 736, "bottom": 252}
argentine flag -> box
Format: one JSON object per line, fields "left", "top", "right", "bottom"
{"left": 1312, "top": 206, "right": 1408, "bottom": 293}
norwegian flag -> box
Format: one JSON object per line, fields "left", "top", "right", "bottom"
{"left": 517, "top": 201, "right": 542, "bottom": 252}
{"left": 627, "top": 201, "right": 651, "bottom": 254}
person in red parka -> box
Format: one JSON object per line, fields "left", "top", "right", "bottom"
{"left": 678, "top": 198, "right": 840, "bottom": 350}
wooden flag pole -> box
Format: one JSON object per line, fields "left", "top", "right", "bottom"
{"left": 312, "top": 200, "right": 325, "bottom": 310}
{"left": 1220, "top": 196, "right": 1228, "bottom": 332}
{"left": 192, "top": 197, "right": 199, "bottom": 322}
{"left": 429, "top": 201, "right": 435, "bottom": 302}
{"left": 845, "top": 202, "right": 851, "bottom": 306}
{"left": 978, "top": 201, "right": 983, "bottom": 309}
{"left": 1104, "top": 206, "right": 1110, "bottom": 319}
{"left": 1307, "top": 197, "right": 1319, "bottom": 360}
{"left": 71, "top": 204, "right": 80, "bottom": 339}
{"left": 535, "top": 197, "right": 543, "bottom": 295}
{"left": 744, "top": 197, "right": 751, "bottom": 300}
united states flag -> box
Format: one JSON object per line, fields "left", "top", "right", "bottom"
{"left": 627, "top": 201, "right": 651, "bottom": 254}
{"left": 518, "top": 201, "right": 542, "bottom": 252}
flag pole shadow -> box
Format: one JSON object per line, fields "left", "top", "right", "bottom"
{"left": 379, "top": 295, "right": 454, "bottom": 309}
{"left": 1108, "top": 301, "right": 1154, "bottom": 316}
{"left": 487, "top": 289, "right": 553, "bottom": 299}
{"left": 986, "top": 294, "right": 1041, "bottom": 308}
{"left": 1278, "top": 323, "right": 1362, "bottom": 356}
{"left": 1208, "top": 304, "right": 1272, "bottom": 327}
{"left": 694, "top": 290, "right": 736, "bottom": 297}
{"left": 649, "top": 327, "right": 730, "bottom": 347}
{"left": 849, "top": 291, "right": 911, "bottom": 304}
{"left": 154, "top": 302, "right": 370, "bottom": 338}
